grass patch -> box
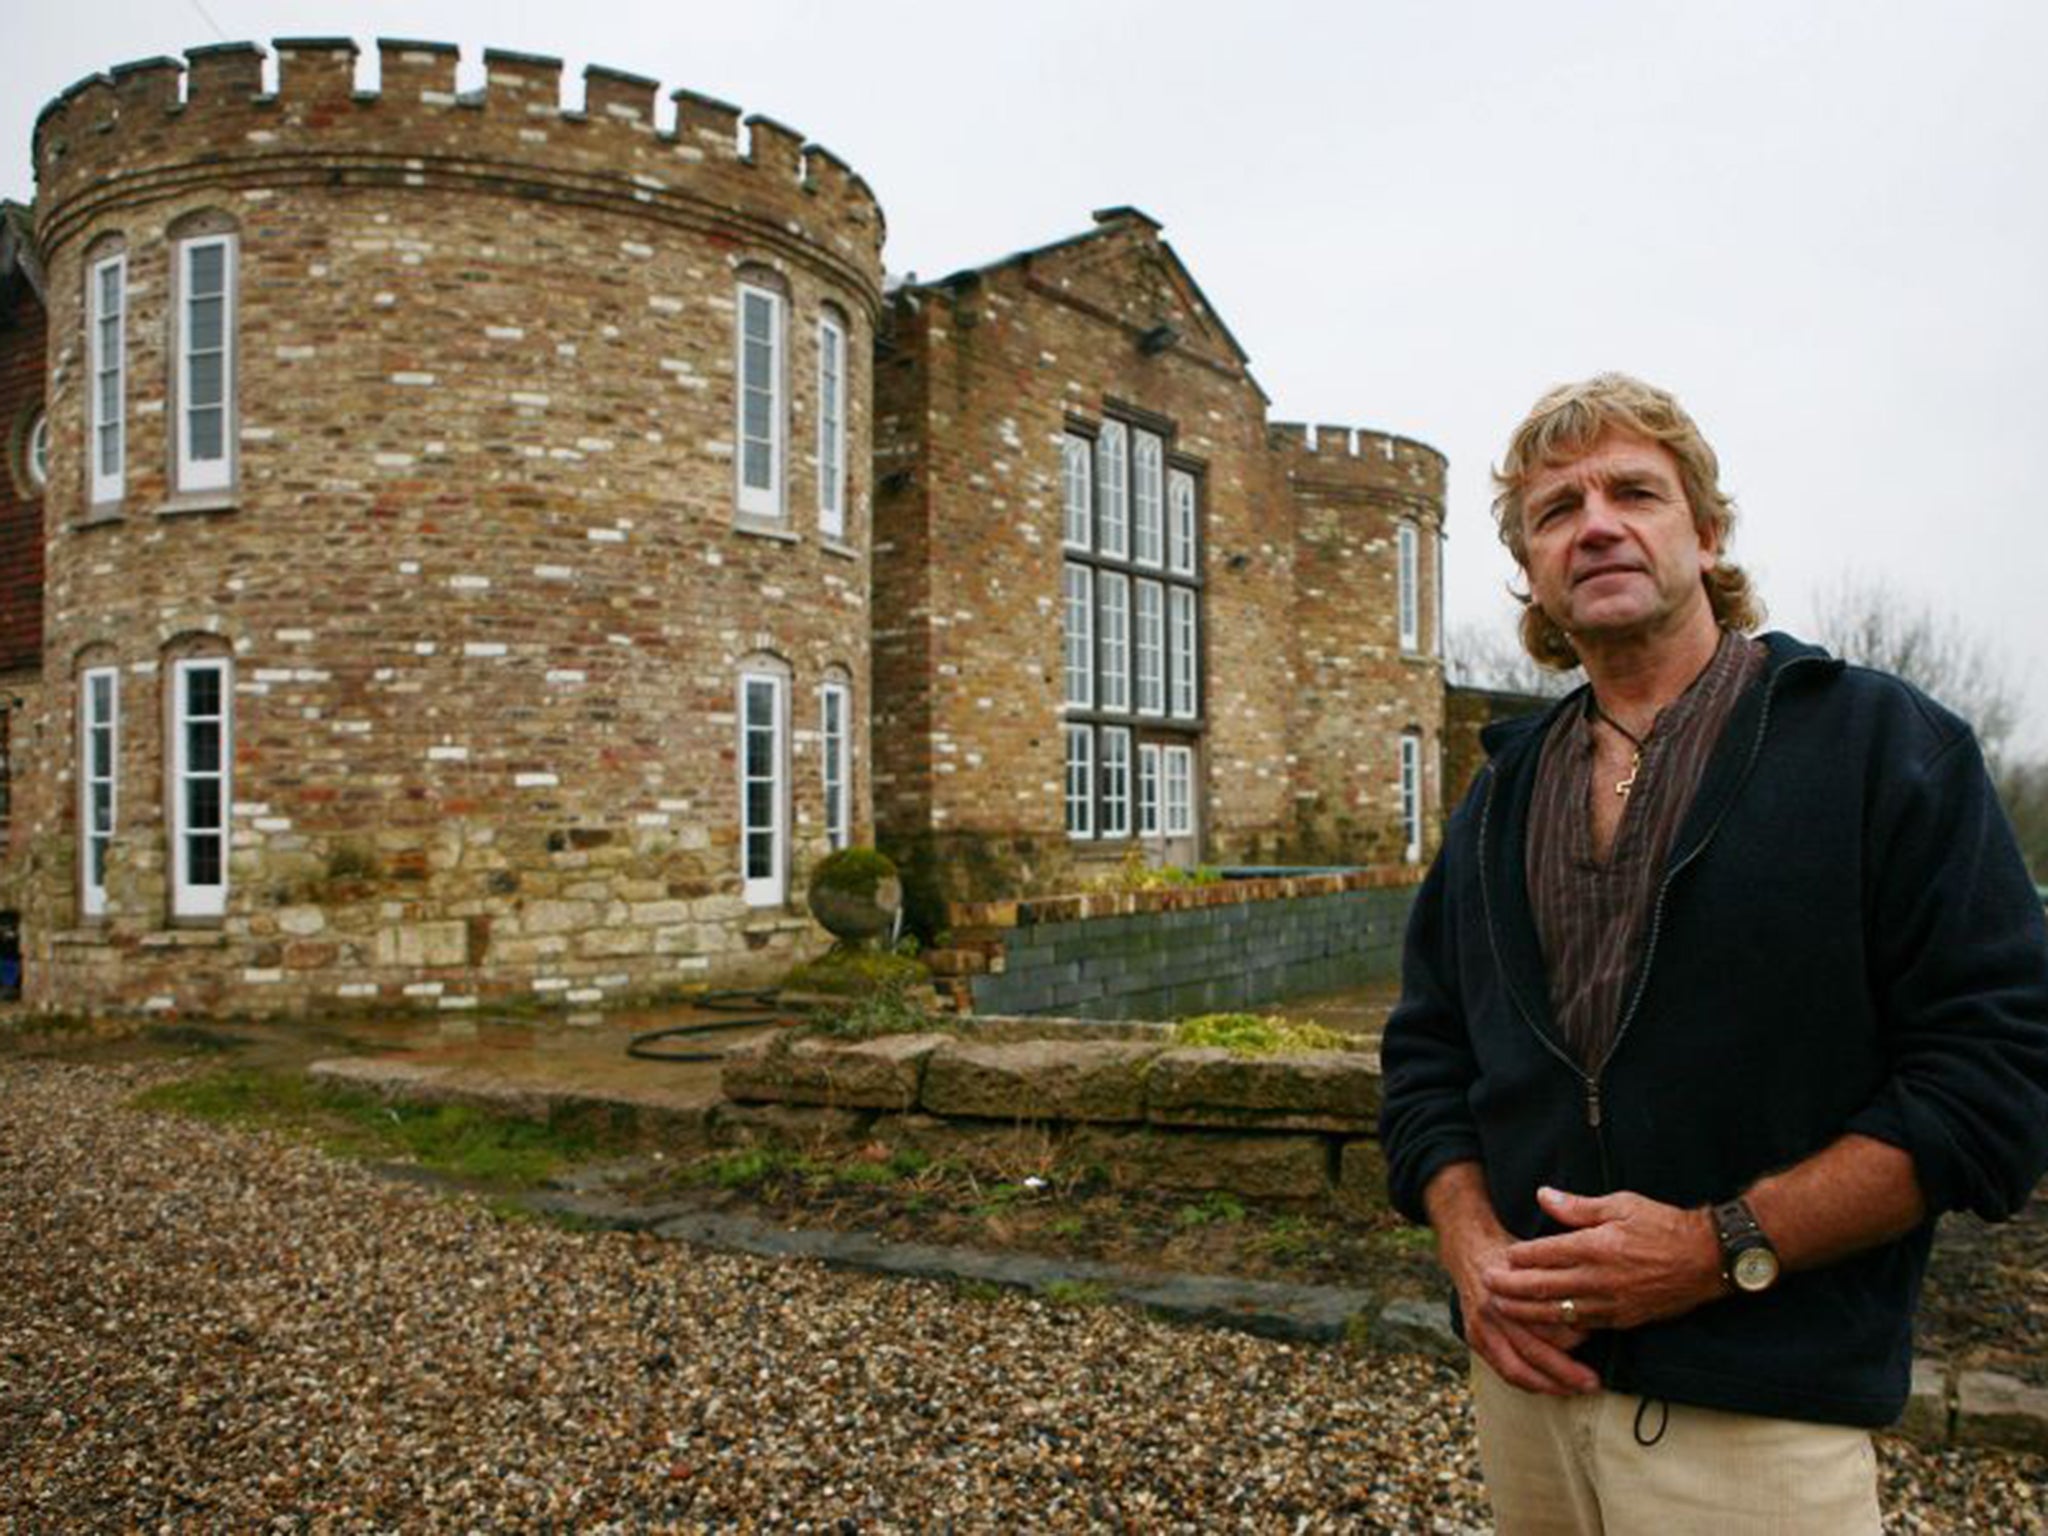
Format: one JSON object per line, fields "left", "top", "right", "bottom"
{"left": 805, "top": 975, "right": 948, "bottom": 1041}
{"left": 1172, "top": 1013, "right": 1356, "bottom": 1056}
{"left": 132, "top": 1068, "right": 616, "bottom": 1188}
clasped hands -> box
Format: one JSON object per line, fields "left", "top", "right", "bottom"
{"left": 1454, "top": 1185, "right": 1725, "bottom": 1397}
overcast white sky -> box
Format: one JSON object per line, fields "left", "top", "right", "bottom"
{"left": 9, "top": 1, "right": 2046, "bottom": 752}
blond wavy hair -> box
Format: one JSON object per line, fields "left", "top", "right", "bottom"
{"left": 1492, "top": 373, "right": 1763, "bottom": 669}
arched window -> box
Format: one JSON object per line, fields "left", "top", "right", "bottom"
{"left": 734, "top": 266, "right": 790, "bottom": 521}
{"left": 165, "top": 636, "right": 234, "bottom": 918}
{"left": 84, "top": 235, "right": 127, "bottom": 508}
{"left": 76, "top": 652, "right": 120, "bottom": 917}
{"left": 168, "top": 210, "right": 240, "bottom": 497}
{"left": 738, "top": 655, "right": 791, "bottom": 904}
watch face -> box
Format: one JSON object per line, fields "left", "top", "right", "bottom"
{"left": 1732, "top": 1245, "right": 1780, "bottom": 1293}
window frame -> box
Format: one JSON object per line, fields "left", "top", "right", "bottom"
{"left": 1062, "top": 433, "right": 1093, "bottom": 550}
{"left": 1169, "top": 586, "right": 1200, "bottom": 720}
{"left": 1095, "top": 420, "right": 1129, "bottom": 559}
{"left": 88, "top": 252, "right": 126, "bottom": 507}
{"left": 1400, "top": 731, "right": 1423, "bottom": 864}
{"left": 1062, "top": 562, "right": 1095, "bottom": 710}
{"left": 1136, "top": 743, "right": 1162, "bottom": 836}
{"left": 1134, "top": 578, "right": 1165, "bottom": 717}
{"left": 1397, "top": 521, "right": 1420, "bottom": 653}
{"left": 817, "top": 311, "right": 846, "bottom": 538}
{"left": 739, "top": 669, "right": 788, "bottom": 906}
{"left": 1162, "top": 745, "right": 1194, "bottom": 838}
{"left": 24, "top": 410, "right": 48, "bottom": 493}
{"left": 170, "top": 656, "right": 232, "bottom": 919}
{"left": 1132, "top": 431, "right": 1164, "bottom": 567}
{"left": 174, "top": 232, "right": 237, "bottom": 496}
{"left": 1167, "top": 468, "right": 1198, "bottom": 577}
{"left": 79, "top": 666, "right": 119, "bottom": 918}
{"left": 735, "top": 282, "right": 785, "bottom": 519}
{"left": 820, "top": 679, "right": 851, "bottom": 853}
{"left": 1099, "top": 726, "right": 1132, "bottom": 839}
{"left": 1097, "top": 570, "right": 1130, "bottom": 713}
{"left": 1064, "top": 724, "right": 1095, "bottom": 839}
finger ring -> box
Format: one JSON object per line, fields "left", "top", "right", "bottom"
{"left": 1559, "top": 1297, "right": 1578, "bottom": 1324}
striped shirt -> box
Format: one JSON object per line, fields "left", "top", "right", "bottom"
{"left": 1527, "top": 628, "right": 1766, "bottom": 1069}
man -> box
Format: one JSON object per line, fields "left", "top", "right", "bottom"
{"left": 1379, "top": 373, "right": 2048, "bottom": 1531}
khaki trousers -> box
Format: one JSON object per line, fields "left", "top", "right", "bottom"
{"left": 1470, "top": 1356, "right": 1882, "bottom": 1535}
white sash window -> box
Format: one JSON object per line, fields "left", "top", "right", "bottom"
{"left": 817, "top": 314, "right": 846, "bottom": 537}
{"left": 740, "top": 671, "right": 787, "bottom": 904}
{"left": 736, "top": 284, "right": 784, "bottom": 517}
{"left": 821, "top": 681, "right": 850, "bottom": 852}
{"left": 171, "top": 658, "right": 231, "bottom": 917}
{"left": 1397, "top": 522, "right": 1420, "bottom": 653}
{"left": 80, "top": 668, "right": 118, "bottom": 917}
{"left": 1132, "top": 432, "right": 1164, "bottom": 567}
{"left": 89, "top": 254, "right": 126, "bottom": 505}
{"left": 176, "top": 234, "right": 237, "bottom": 494}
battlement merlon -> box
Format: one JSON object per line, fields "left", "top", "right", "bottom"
{"left": 1269, "top": 420, "right": 1448, "bottom": 506}
{"left": 31, "top": 37, "right": 886, "bottom": 276}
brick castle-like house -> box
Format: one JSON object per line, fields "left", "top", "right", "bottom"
{"left": 0, "top": 40, "right": 1445, "bottom": 1017}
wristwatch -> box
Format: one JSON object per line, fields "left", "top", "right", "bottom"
{"left": 1711, "top": 1197, "right": 1782, "bottom": 1294}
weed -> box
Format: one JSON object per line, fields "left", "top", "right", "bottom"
{"left": 1174, "top": 1190, "right": 1248, "bottom": 1227}
{"left": 694, "top": 1147, "right": 805, "bottom": 1188}
{"left": 954, "top": 1279, "right": 1007, "bottom": 1304}
{"left": 807, "top": 974, "right": 945, "bottom": 1040}
{"left": 781, "top": 945, "right": 930, "bottom": 999}
{"left": 1084, "top": 847, "right": 1226, "bottom": 894}
{"left": 1047, "top": 1215, "right": 1087, "bottom": 1239}
{"left": 1040, "top": 1279, "right": 1113, "bottom": 1308}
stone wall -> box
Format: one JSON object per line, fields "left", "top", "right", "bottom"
{"left": 930, "top": 868, "right": 1420, "bottom": 1019}
{"left": 722, "top": 1020, "right": 1386, "bottom": 1203}
{"left": 23, "top": 40, "right": 883, "bottom": 1016}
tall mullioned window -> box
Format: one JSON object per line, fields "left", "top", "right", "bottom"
{"left": 80, "top": 667, "right": 118, "bottom": 917}
{"left": 175, "top": 233, "right": 236, "bottom": 495}
{"left": 736, "top": 283, "right": 784, "bottom": 518}
{"left": 740, "top": 670, "right": 787, "bottom": 905}
{"left": 1397, "top": 521, "right": 1421, "bottom": 653}
{"left": 89, "top": 253, "right": 125, "bottom": 506}
{"left": 1060, "top": 418, "right": 1203, "bottom": 844}
{"left": 171, "top": 658, "right": 231, "bottom": 918}
{"left": 821, "top": 680, "right": 850, "bottom": 852}
{"left": 1400, "top": 731, "right": 1423, "bottom": 863}
{"left": 817, "top": 313, "right": 846, "bottom": 538}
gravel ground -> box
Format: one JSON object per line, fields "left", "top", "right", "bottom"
{"left": 2, "top": 1058, "right": 2042, "bottom": 1533}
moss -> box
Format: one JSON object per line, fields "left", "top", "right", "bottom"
{"left": 808, "top": 846, "right": 898, "bottom": 900}
{"left": 781, "top": 945, "right": 929, "bottom": 997}
{"left": 1172, "top": 1013, "right": 1357, "bottom": 1056}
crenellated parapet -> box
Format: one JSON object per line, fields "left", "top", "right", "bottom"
{"left": 32, "top": 37, "right": 885, "bottom": 305}
{"left": 1268, "top": 420, "right": 1446, "bottom": 522}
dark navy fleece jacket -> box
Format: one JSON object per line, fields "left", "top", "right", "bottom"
{"left": 1379, "top": 632, "right": 2048, "bottom": 1427}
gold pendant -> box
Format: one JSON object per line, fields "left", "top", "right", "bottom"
{"left": 1615, "top": 750, "right": 1641, "bottom": 798}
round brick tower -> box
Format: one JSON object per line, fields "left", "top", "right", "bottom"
{"left": 27, "top": 39, "right": 884, "bottom": 1016}
{"left": 1272, "top": 422, "right": 1448, "bottom": 866}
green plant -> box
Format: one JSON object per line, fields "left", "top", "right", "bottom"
{"left": 807, "top": 974, "right": 945, "bottom": 1041}
{"left": 1172, "top": 1013, "right": 1356, "bottom": 1056}
{"left": 1047, "top": 1215, "right": 1087, "bottom": 1239}
{"left": 1174, "top": 1190, "right": 1247, "bottom": 1227}
{"left": 1040, "top": 1279, "right": 1113, "bottom": 1308}
{"left": 1084, "top": 847, "right": 1227, "bottom": 894}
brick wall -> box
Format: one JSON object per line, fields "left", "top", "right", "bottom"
{"left": 1443, "top": 684, "right": 1555, "bottom": 808}
{"left": 873, "top": 213, "right": 1448, "bottom": 913}
{"left": 22, "top": 41, "right": 883, "bottom": 1016}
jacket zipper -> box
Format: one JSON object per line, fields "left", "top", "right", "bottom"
{"left": 1479, "top": 656, "right": 1823, "bottom": 1175}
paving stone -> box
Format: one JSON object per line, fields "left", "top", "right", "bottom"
{"left": 920, "top": 1038, "right": 1163, "bottom": 1122}
{"left": 1145, "top": 1047, "right": 1379, "bottom": 1133}
{"left": 1954, "top": 1369, "right": 2048, "bottom": 1456}
{"left": 720, "top": 1032, "right": 949, "bottom": 1111}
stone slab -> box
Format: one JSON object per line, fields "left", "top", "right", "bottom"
{"left": 1144, "top": 1047, "right": 1379, "bottom": 1132}
{"left": 1954, "top": 1369, "right": 2048, "bottom": 1456}
{"left": 920, "top": 1038, "right": 1164, "bottom": 1122}
{"left": 1897, "top": 1357, "right": 1952, "bottom": 1447}
{"left": 720, "top": 1032, "right": 950, "bottom": 1110}
{"left": 1066, "top": 1126, "right": 1331, "bottom": 1199}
